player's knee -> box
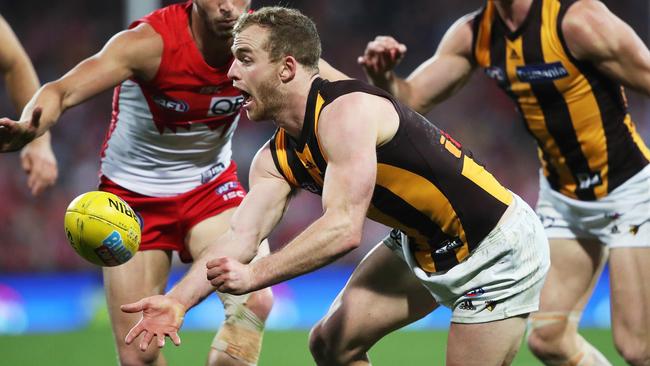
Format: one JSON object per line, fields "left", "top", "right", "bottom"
{"left": 309, "top": 322, "right": 346, "bottom": 365}
{"left": 245, "top": 287, "right": 274, "bottom": 322}
{"left": 527, "top": 328, "right": 560, "bottom": 360}
{"left": 527, "top": 324, "right": 575, "bottom": 361}
{"left": 116, "top": 345, "right": 161, "bottom": 366}
{"left": 309, "top": 321, "right": 366, "bottom": 365}
{"left": 309, "top": 322, "right": 328, "bottom": 362}
{"left": 613, "top": 337, "right": 650, "bottom": 366}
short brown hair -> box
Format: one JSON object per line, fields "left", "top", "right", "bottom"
{"left": 233, "top": 7, "right": 321, "bottom": 70}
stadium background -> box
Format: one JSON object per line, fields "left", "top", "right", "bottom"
{"left": 0, "top": 1, "right": 647, "bottom": 364}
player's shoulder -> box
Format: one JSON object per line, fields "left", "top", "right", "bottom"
{"left": 129, "top": 2, "right": 189, "bottom": 45}
{"left": 319, "top": 79, "right": 385, "bottom": 107}
{"left": 562, "top": 0, "right": 610, "bottom": 32}
{"left": 560, "top": 0, "right": 612, "bottom": 58}
{"left": 110, "top": 24, "right": 163, "bottom": 57}
{"left": 318, "top": 82, "right": 395, "bottom": 129}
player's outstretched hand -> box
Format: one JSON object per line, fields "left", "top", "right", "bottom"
{"left": 357, "top": 36, "right": 407, "bottom": 81}
{"left": 121, "top": 295, "right": 185, "bottom": 352}
{"left": 207, "top": 257, "right": 253, "bottom": 295}
{"left": 0, "top": 107, "right": 42, "bottom": 153}
{"left": 20, "top": 136, "right": 58, "bottom": 196}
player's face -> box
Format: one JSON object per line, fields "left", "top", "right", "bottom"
{"left": 228, "top": 26, "right": 283, "bottom": 121}
{"left": 193, "top": 0, "right": 251, "bottom": 39}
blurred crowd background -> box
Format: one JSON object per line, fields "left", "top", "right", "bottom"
{"left": 0, "top": 0, "right": 648, "bottom": 272}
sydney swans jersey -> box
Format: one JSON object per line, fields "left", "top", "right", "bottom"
{"left": 269, "top": 78, "right": 513, "bottom": 273}
{"left": 472, "top": 0, "right": 650, "bottom": 200}
{"left": 100, "top": 1, "right": 242, "bottom": 197}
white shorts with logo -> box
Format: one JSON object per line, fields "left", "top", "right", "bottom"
{"left": 383, "top": 195, "right": 550, "bottom": 324}
{"left": 536, "top": 165, "right": 650, "bottom": 248}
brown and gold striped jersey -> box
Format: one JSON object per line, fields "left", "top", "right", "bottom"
{"left": 269, "top": 78, "right": 513, "bottom": 273}
{"left": 472, "top": 0, "right": 650, "bottom": 200}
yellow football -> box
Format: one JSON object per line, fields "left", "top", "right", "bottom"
{"left": 64, "top": 191, "right": 141, "bottom": 266}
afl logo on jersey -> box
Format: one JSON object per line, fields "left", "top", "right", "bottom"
{"left": 485, "top": 66, "right": 506, "bottom": 83}
{"left": 153, "top": 95, "right": 189, "bottom": 113}
{"left": 208, "top": 96, "right": 245, "bottom": 117}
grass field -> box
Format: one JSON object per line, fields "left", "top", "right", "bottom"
{"left": 0, "top": 328, "right": 625, "bottom": 365}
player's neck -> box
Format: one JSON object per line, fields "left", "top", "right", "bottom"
{"left": 189, "top": 12, "right": 233, "bottom": 68}
{"left": 272, "top": 75, "right": 318, "bottom": 139}
{"left": 493, "top": 0, "right": 533, "bottom": 32}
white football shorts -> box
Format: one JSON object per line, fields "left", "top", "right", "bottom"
{"left": 536, "top": 165, "right": 650, "bottom": 248}
{"left": 384, "top": 194, "right": 550, "bottom": 324}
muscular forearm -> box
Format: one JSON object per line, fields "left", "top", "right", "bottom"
{"left": 166, "top": 254, "right": 219, "bottom": 311}
{"left": 168, "top": 231, "right": 259, "bottom": 310}
{"left": 248, "top": 212, "right": 361, "bottom": 292}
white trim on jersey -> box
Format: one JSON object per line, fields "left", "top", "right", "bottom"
{"left": 100, "top": 79, "right": 237, "bottom": 197}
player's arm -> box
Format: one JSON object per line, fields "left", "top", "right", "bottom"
{"left": 0, "top": 16, "right": 39, "bottom": 117}
{"left": 121, "top": 143, "right": 293, "bottom": 350}
{"left": 209, "top": 92, "right": 380, "bottom": 295}
{"left": 165, "top": 143, "right": 294, "bottom": 309}
{"left": 0, "top": 15, "right": 57, "bottom": 195}
{"left": 358, "top": 15, "right": 476, "bottom": 114}
{"left": 562, "top": 0, "right": 650, "bottom": 96}
{"left": 0, "top": 23, "right": 162, "bottom": 152}
{"left": 318, "top": 58, "right": 349, "bottom": 81}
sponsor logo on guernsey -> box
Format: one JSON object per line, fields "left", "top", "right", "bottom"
{"left": 516, "top": 62, "right": 569, "bottom": 82}
{"left": 509, "top": 49, "right": 520, "bottom": 60}
{"left": 199, "top": 85, "right": 223, "bottom": 94}
{"left": 485, "top": 66, "right": 506, "bottom": 83}
{"left": 434, "top": 237, "right": 463, "bottom": 255}
{"left": 576, "top": 171, "right": 602, "bottom": 190}
{"left": 153, "top": 95, "right": 189, "bottom": 112}
{"left": 207, "top": 96, "right": 245, "bottom": 117}
{"left": 95, "top": 230, "right": 133, "bottom": 265}
{"left": 200, "top": 162, "right": 226, "bottom": 184}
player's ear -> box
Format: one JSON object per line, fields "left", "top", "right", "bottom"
{"left": 279, "top": 56, "right": 297, "bottom": 83}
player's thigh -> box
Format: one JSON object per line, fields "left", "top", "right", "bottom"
{"left": 103, "top": 249, "right": 172, "bottom": 333}
{"left": 447, "top": 316, "right": 527, "bottom": 366}
{"left": 609, "top": 247, "right": 650, "bottom": 342}
{"left": 317, "top": 243, "right": 438, "bottom": 349}
{"left": 538, "top": 237, "right": 605, "bottom": 313}
{"left": 185, "top": 207, "right": 237, "bottom": 257}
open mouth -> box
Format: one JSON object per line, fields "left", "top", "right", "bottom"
{"left": 240, "top": 90, "right": 253, "bottom": 107}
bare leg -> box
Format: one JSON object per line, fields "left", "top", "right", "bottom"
{"left": 527, "top": 238, "right": 610, "bottom": 365}
{"left": 185, "top": 209, "right": 273, "bottom": 366}
{"left": 447, "top": 316, "right": 528, "bottom": 366}
{"left": 308, "top": 243, "right": 438, "bottom": 365}
{"left": 609, "top": 247, "right": 650, "bottom": 366}
{"left": 104, "top": 249, "right": 172, "bottom": 366}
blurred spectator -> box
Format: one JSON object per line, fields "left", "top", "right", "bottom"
{"left": 1, "top": 0, "right": 647, "bottom": 271}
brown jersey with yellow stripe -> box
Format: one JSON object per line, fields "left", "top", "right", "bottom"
{"left": 269, "top": 77, "right": 513, "bottom": 273}
{"left": 472, "top": 0, "right": 650, "bottom": 200}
